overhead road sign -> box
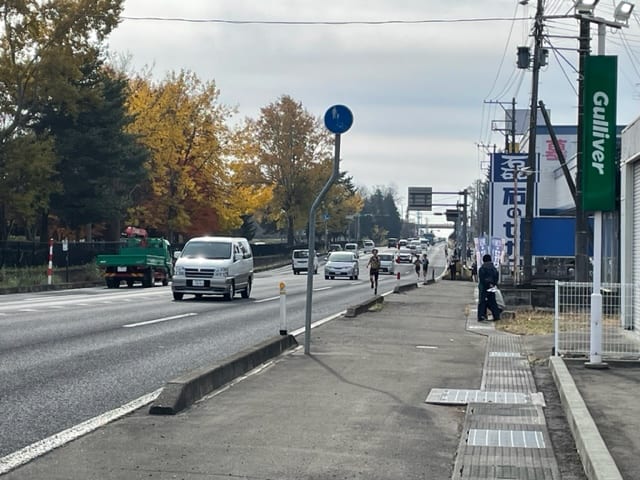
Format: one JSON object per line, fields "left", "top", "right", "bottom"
{"left": 408, "top": 187, "right": 432, "bottom": 211}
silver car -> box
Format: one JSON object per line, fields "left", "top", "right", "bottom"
{"left": 378, "top": 252, "right": 396, "bottom": 274}
{"left": 324, "top": 251, "right": 359, "bottom": 280}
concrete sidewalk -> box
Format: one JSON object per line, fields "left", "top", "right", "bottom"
{"left": 1, "top": 280, "right": 637, "bottom": 479}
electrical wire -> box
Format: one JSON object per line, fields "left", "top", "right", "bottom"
{"left": 121, "top": 16, "right": 530, "bottom": 26}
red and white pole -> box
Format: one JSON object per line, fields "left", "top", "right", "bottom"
{"left": 47, "top": 238, "right": 54, "bottom": 285}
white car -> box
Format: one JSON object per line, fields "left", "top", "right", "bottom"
{"left": 324, "top": 251, "right": 359, "bottom": 280}
{"left": 378, "top": 252, "right": 396, "bottom": 274}
{"left": 344, "top": 242, "right": 359, "bottom": 258}
{"left": 362, "top": 240, "right": 375, "bottom": 254}
{"left": 291, "top": 249, "right": 318, "bottom": 275}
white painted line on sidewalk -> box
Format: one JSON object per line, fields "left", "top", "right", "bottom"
{"left": 0, "top": 389, "right": 162, "bottom": 476}
{"left": 123, "top": 312, "right": 197, "bottom": 328}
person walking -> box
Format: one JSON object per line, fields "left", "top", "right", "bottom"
{"left": 414, "top": 254, "right": 421, "bottom": 279}
{"left": 478, "top": 253, "right": 501, "bottom": 321}
{"left": 366, "top": 248, "right": 381, "bottom": 295}
{"left": 449, "top": 256, "right": 457, "bottom": 280}
{"left": 471, "top": 260, "right": 478, "bottom": 283}
{"left": 421, "top": 253, "right": 430, "bottom": 282}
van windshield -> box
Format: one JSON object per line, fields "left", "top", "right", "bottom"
{"left": 181, "top": 241, "right": 232, "bottom": 260}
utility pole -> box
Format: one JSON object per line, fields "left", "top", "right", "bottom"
{"left": 522, "top": 0, "right": 544, "bottom": 285}
{"left": 575, "top": 11, "right": 591, "bottom": 283}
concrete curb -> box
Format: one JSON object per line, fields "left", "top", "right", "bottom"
{"left": 393, "top": 281, "right": 419, "bottom": 294}
{"left": 149, "top": 334, "right": 298, "bottom": 415}
{"left": 549, "top": 356, "right": 623, "bottom": 480}
{"left": 345, "top": 295, "right": 384, "bottom": 317}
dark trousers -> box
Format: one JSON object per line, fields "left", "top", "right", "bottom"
{"left": 478, "top": 290, "right": 501, "bottom": 320}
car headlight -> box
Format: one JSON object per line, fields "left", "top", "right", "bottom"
{"left": 175, "top": 265, "right": 185, "bottom": 276}
{"left": 213, "top": 267, "right": 228, "bottom": 278}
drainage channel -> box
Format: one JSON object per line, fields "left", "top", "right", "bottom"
{"left": 426, "top": 326, "right": 562, "bottom": 480}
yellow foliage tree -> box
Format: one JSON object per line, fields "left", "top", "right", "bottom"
{"left": 125, "top": 70, "right": 270, "bottom": 240}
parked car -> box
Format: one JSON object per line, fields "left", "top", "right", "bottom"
{"left": 378, "top": 252, "right": 396, "bottom": 274}
{"left": 344, "top": 242, "right": 359, "bottom": 258}
{"left": 362, "top": 240, "right": 375, "bottom": 254}
{"left": 291, "top": 249, "right": 318, "bottom": 275}
{"left": 324, "top": 251, "right": 359, "bottom": 280}
{"left": 395, "top": 248, "right": 414, "bottom": 264}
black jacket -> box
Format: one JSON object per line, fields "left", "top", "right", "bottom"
{"left": 478, "top": 260, "right": 499, "bottom": 294}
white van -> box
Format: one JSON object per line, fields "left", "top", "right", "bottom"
{"left": 291, "top": 249, "right": 319, "bottom": 274}
{"left": 171, "top": 236, "right": 253, "bottom": 301}
{"left": 344, "top": 242, "right": 359, "bottom": 258}
{"left": 362, "top": 240, "right": 375, "bottom": 254}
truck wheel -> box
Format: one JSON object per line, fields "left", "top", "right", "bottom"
{"left": 241, "top": 278, "right": 252, "bottom": 299}
{"left": 162, "top": 277, "right": 169, "bottom": 286}
{"left": 126, "top": 280, "right": 134, "bottom": 288}
{"left": 223, "top": 282, "right": 235, "bottom": 301}
{"left": 106, "top": 278, "right": 117, "bottom": 289}
{"left": 173, "top": 292, "right": 183, "bottom": 301}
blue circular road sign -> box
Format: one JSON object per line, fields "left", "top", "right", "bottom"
{"left": 324, "top": 105, "right": 353, "bottom": 134}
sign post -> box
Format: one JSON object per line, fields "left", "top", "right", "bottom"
{"left": 582, "top": 55, "right": 617, "bottom": 369}
{"left": 304, "top": 105, "right": 353, "bottom": 355}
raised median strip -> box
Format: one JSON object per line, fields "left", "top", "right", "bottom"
{"left": 345, "top": 295, "right": 384, "bottom": 317}
{"left": 149, "top": 334, "right": 298, "bottom": 415}
{"left": 549, "top": 356, "right": 623, "bottom": 480}
{"left": 393, "top": 281, "right": 419, "bottom": 294}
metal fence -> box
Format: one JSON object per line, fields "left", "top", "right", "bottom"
{"left": 554, "top": 281, "right": 640, "bottom": 360}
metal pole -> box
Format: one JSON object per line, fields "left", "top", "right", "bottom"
{"left": 523, "top": 0, "right": 544, "bottom": 285}
{"left": 575, "top": 12, "right": 591, "bottom": 282}
{"left": 587, "top": 22, "right": 607, "bottom": 369}
{"left": 304, "top": 134, "right": 341, "bottom": 355}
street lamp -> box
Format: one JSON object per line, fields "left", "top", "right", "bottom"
{"left": 512, "top": 166, "right": 535, "bottom": 286}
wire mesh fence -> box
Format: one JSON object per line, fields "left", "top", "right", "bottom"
{"left": 554, "top": 281, "right": 640, "bottom": 360}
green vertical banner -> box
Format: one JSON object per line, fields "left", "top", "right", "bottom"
{"left": 582, "top": 55, "right": 617, "bottom": 211}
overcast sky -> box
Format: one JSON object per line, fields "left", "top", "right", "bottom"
{"left": 106, "top": 0, "right": 640, "bottom": 228}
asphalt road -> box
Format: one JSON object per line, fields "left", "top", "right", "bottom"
{"left": 0, "top": 245, "right": 447, "bottom": 458}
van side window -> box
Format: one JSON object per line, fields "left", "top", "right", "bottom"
{"left": 239, "top": 242, "right": 252, "bottom": 259}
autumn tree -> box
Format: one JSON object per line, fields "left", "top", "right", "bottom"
{"left": 249, "top": 95, "right": 335, "bottom": 247}
{"left": 126, "top": 70, "right": 270, "bottom": 242}
{"left": 0, "top": 0, "right": 123, "bottom": 241}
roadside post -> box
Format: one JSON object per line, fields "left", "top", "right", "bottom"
{"left": 47, "top": 238, "right": 54, "bottom": 285}
{"left": 62, "top": 238, "right": 69, "bottom": 283}
{"left": 304, "top": 105, "right": 353, "bottom": 355}
{"left": 279, "top": 281, "right": 287, "bottom": 335}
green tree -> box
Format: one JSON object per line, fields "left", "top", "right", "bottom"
{"left": 0, "top": 0, "right": 123, "bottom": 240}
{"left": 38, "top": 67, "right": 149, "bottom": 240}
{"left": 360, "top": 187, "right": 402, "bottom": 241}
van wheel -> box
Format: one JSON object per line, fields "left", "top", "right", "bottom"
{"left": 173, "top": 292, "right": 183, "bottom": 301}
{"left": 224, "top": 282, "right": 235, "bottom": 301}
{"left": 241, "top": 278, "right": 252, "bottom": 298}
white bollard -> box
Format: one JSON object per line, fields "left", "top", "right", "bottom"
{"left": 279, "top": 281, "right": 287, "bottom": 335}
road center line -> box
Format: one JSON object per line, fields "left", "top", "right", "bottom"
{"left": 123, "top": 313, "right": 197, "bottom": 328}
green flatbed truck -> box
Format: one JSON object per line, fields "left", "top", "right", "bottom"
{"left": 96, "top": 227, "right": 173, "bottom": 288}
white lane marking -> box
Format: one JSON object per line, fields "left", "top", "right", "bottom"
{"left": 18, "top": 309, "right": 38, "bottom": 312}
{"left": 313, "top": 286, "right": 331, "bottom": 292}
{"left": 255, "top": 296, "right": 279, "bottom": 303}
{"left": 416, "top": 345, "right": 439, "bottom": 350}
{"left": 0, "top": 388, "right": 162, "bottom": 476}
{"left": 123, "top": 313, "right": 197, "bottom": 328}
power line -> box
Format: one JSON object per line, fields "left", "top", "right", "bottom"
{"left": 121, "top": 16, "right": 531, "bottom": 26}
